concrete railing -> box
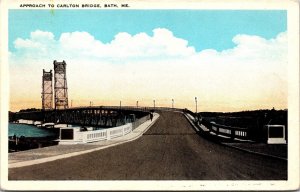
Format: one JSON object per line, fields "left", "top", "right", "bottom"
{"left": 202, "top": 120, "right": 248, "bottom": 140}
{"left": 59, "top": 114, "right": 151, "bottom": 144}
{"left": 82, "top": 129, "right": 107, "bottom": 143}
{"left": 183, "top": 109, "right": 249, "bottom": 141}
{"left": 60, "top": 123, "right": 132, "bottom": 144}
{"left": 16, "top": 119, "right": 42, "bottom": 125}
{"left": 84, "top": 123, "right": 132, "bottom": 143}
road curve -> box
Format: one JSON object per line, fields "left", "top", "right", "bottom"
{"left": 9, "top": 111, "right": 287, "bottom": 180}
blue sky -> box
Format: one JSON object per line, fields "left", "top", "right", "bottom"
{"left": 9, "top": 10, "right": 286, "bottom": 52}
{"left": 9, "top": 9, "right": 288, "bottom": 112}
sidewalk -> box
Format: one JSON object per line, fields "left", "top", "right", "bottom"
{"left": 9, "top": 113, "right": 160, "bottom": 168}
{"left": 184, "top": 113, "right": 287, "bottom": 161}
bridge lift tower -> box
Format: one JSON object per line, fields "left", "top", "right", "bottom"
{"left": 54, "top": 60, "right": 69, "bottom": 109}
{"left": 42, "top": 69, "right": 53, "bottom": 110}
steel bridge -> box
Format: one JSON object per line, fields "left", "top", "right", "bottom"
{"left": 12, "top": 106, "right": 155, "bottom": 127}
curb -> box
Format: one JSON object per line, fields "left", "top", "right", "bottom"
{"left": 183, "top": 113, "right": 200, "bottom": 132}
{"left": 183, "top": 112, "right": 287, "bottom": 162}
{"left": 9, "top": 114, "right": 160, "bottom": 168}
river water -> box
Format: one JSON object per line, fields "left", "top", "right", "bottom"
{"left": 9, "top": 123, "right": 57, "bottom": 137}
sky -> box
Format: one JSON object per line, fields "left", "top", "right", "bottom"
{"left": 9, "top": 10, "right": 287, "bottom": 112}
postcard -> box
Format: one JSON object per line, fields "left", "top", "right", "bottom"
{"left": 1, "top": 0, "right": 299, "bottom": 190}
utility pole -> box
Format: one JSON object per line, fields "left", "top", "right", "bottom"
{"left": 172, "top": 99, "right": 174, "bottom": 109}
{"left": 195, "top": 97, "right": 198, "bottom": 113}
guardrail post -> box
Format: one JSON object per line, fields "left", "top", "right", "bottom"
{"left": 82, "top": 132, "right": 87, "bottom": 143}
{"left": 107, "top": 129, "right": 110, "bottom": 140}
{"left": 208, "top": 123, "right": 212, "bottom": 132}
{"left": 231, "top": 129, "right": 235, "bottom": 141}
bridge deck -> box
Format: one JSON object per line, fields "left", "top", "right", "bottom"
{"left": 9, "top": 111, "right": 287, "bottom": 180}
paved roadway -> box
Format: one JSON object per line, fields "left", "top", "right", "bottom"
{"left": 9, "top": 111, "right": 287, "bottom": 180}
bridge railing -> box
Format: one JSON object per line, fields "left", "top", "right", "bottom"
{"left": 183, "top": 108, "right": 196, "bottom": 117}
{"left": 71, "top": 106, "right": 149, "bottom": 112}
{"left": 73, "top": 106, "right": 184, "bottom": 111}
{"left": 201, "top": 119, "right": 248, "bottom": 140}
{"left": 81, "top": 112, "right": 153, "bottom": 143}
{"left": 183, "top": 109, "right": 249, "bottom": 140}
{"left": 72, "top": 123, "right": 133, "bottom": 144}
{"left": 60, "top": 113, "right": 152, "bottom": 144}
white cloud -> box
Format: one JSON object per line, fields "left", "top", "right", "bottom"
{"left": 14, "top": 30, "right": 55, "bottom": 49}
{"left": 55, "top": 28, "right": 196, "bottom": 60}
{"left": 9, "top": 29, "right": 287, "bottom": 112}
